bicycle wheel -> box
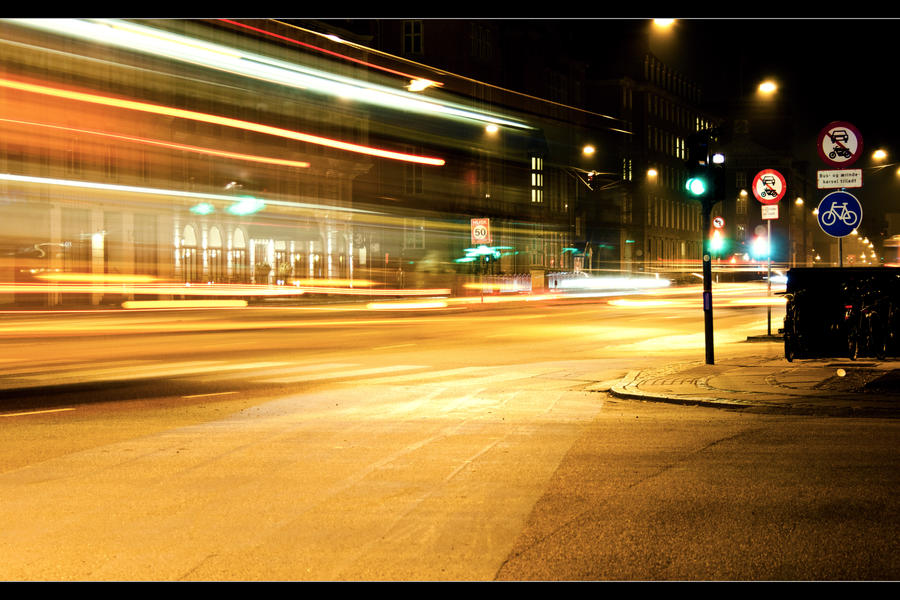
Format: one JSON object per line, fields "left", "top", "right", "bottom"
{"left": 869, "top": 314, "right": 887, "bottom": 360}
{"left": 822, "top": 210, "right": 837, "bottom": 226}
{"left": 843, "top": 210, "right": 859, "bottom": 227}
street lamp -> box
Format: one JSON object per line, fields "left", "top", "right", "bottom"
{"left": 757, "top": 80, "right": 778, "bottom": 96}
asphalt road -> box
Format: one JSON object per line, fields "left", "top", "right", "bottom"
{"left": 0, "top": 289, "right": 897, "bottom": 580}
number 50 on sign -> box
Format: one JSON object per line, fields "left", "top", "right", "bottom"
{"left": 471, "top": 218, "right": 491, "bottom": 244}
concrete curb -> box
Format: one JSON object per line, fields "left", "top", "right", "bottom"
{"left": 605, "top": 364, "right": 900, "bottom": 417}
{"left": 608, "top": 370, "right": 761, "bottom": 409}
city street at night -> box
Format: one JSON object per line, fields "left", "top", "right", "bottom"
{"left": 0, "top": 17, "right": 898, "bottom": 582}
{"left": 0, "top": 288, "right": 897, "bottom": 580}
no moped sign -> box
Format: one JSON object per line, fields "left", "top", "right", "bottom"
{"left": 817, "top": 121, "right": 863, "bottom": 167}
{"left": 752, "top": 169, "right": 786, "bottom": 205}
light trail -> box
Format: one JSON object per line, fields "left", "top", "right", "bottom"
{"left": 0, "top": 117, "right": 311, "bottom": 169}
{"left": 0, "top": 76, "right": 446, "bottom": 166}
{"left": 0, "top": 172, "right": 377, "bottom": 216}
{"left": 218, "top": 19, "right": 441, "bottom": 89}
{"left": 6, "top": 19, "right": 530, "bottom": 132}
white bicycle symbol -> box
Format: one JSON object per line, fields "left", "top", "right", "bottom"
{"left": 821, "top": 202, "right": 859, "bottom": 227}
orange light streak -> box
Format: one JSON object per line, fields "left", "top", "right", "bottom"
{"left": 0, "top": 117, "right": 310, "bottom": 168}
{"left": 0, "top": 77, "right": 446, "bottom": 166}
{"left": 0, "top": 280, "right": 450, "bottom": 298}
{"left": 122, "top": 300, "right": 249, "bottom": 309}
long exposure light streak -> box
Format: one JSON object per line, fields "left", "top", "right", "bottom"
{"left": 6, "top": 18, "right": 531, "bottom": 131}
{"left": 0, "top": 117, "right": 311, "bottom": 169}
{"left": 0, "top": 76, "right": 446, "bottom": 166}
{"left": 218, "top": 19, "right": 441, "bottom": 89}
{"left": 0, "top": 172, "right": 376, "bottom": 216}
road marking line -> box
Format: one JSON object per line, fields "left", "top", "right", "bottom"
{"left": 181, "top": 391, "right": 239, "bottom": 399}
{"left": 0, "top": 407, "right": 76, "bottom": 418}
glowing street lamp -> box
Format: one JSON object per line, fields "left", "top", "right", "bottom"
{"left": 758, "top": 80, "right": 778, "bottom": 95}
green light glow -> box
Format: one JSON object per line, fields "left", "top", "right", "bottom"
{"left": 685, "top": 177, "right": 707, "bottom": 196}
{"left": 227, "top": 195, "right": 265, "bottom": 215}
{"left": 190, "top": 202, "right": 215, "bottom": 215}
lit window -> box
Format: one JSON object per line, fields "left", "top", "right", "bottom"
{"left": 531, "top": 156, "right": 543, "bottom": 203}
{"left": 403, "top": 21, "right": 423, "bottom": 55}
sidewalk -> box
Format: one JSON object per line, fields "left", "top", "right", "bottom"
{"left": 605, "top": 341, "right": 900, "bottom": 417}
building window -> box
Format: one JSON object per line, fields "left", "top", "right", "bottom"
{"left": 403, "top": 20, "right": 423, "bottom": 55}
{"left": 736, "top": 193, "right": 748, "bottom": 215}
{"left": 403, "top": 218, "right": 425, "bottom": 249}
{"left": 622, "top": 157, "right": 632, "bottom": 181}
{"left": 404, "top": 146, "right": 423, "bottom": 194}
{"left": 531, "top": 156, "right": 543, "bottom": 203}
{"left": 470, "top": 23, "right": 493, "bottom": 61}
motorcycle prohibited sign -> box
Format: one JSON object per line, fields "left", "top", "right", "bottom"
{"left": 817, "top": 190, "right": 862, "bottom": 238}
{"left": 817, "top": 121, "right": 863, "bottom": 167}
{"left": 752, "top": 169, "right": 786, "bottom": 205}
{"left": 470, "top": 218, "right": 491, "bottom": 244}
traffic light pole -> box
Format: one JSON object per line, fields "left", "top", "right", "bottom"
{"left": 686, "top": 128, "right": 722, "bottom": 365}
{"left": 701, "top": 198, "right": 715, "bottom": 365}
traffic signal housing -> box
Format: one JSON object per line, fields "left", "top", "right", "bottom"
{"left": 684, "top": 129, "right": 724, "bottom": 205}
{"left": 684, "top": 132, "right": 711, "bottom": 199}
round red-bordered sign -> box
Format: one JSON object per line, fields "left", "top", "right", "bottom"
{"left": 817, "top": 121, "right": 863, "bottom": 167}
{"left": 752, "top": 169, "right": 786, "bottom": 205}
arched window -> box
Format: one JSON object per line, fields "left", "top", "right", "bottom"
{"left": 181, "top": 225, "right": 201, "bottom": 282}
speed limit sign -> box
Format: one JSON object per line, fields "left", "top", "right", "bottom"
{"left": 471, "top": 218, "right": 491, "bottom": 244}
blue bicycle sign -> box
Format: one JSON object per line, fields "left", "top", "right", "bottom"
{"left": 817, "top": 191, "right": 863, "bottom": 238}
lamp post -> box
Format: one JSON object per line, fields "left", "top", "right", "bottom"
{"left": 794, "top": 197, "right": 805, "bottom": 267}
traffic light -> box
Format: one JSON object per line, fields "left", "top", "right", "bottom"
{"left": 684, "top": 129, "right": 724, "bottom": 203}
{"left": 684, "top": 132, "right": 711, "bottom": 199}
{"left": 709, "top": 228, "right": 727, "bottom": 255}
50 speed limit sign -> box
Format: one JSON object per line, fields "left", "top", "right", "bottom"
{"left": 471, "top": 218, "right": 491, "bottom": 244}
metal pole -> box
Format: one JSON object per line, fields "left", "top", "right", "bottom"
{"left": 702, "top": 200, "right": 714, "bottom": 365}
{"left": 767, "top": 218, "right": 772, "bottom": 336}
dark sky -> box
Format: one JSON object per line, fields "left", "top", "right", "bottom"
{"left": 648, "top": 18, "right": 899, "bottom": 163}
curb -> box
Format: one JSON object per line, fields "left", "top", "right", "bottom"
{"left": 608, "top": 370, "right": 760, "bottom": 410}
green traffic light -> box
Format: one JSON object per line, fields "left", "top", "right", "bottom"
{"left": 685, "top": 177, "right": 707, "bottom": 196}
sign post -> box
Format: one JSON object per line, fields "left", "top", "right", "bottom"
{"left": 815, "top": 122, "right": 864, "bottom": 268}
{"left": 471, "top": 219, "right": 491, "bottom": 303}
{"left": 752, "top": 169, "right": 786, "bottom": 336}
{"left": 817, "top": 190, "right": 863, "bottom": 267}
